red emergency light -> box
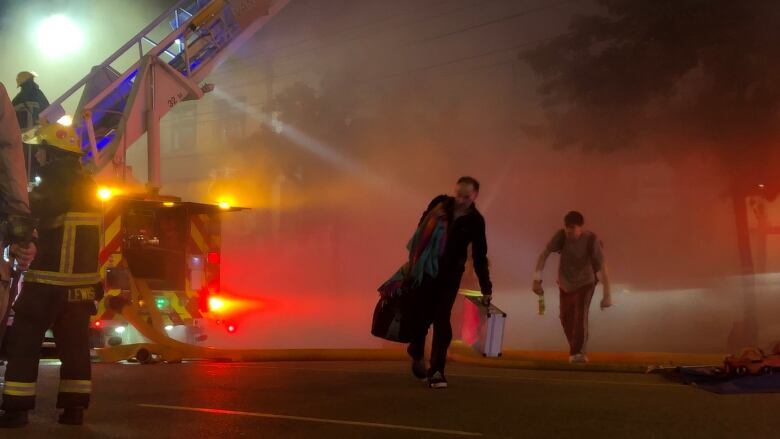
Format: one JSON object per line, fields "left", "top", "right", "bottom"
{"left": 208, "top": 296, "right": 226, "bottom": 312}
{"left": 93, "top": 320, "right": 103, "bottom": 328}
{"left": 207, "top": 251, "right": 220, "bottom": 265}
{"left": 227, "top": 324, "right": 237, "bottom": 334}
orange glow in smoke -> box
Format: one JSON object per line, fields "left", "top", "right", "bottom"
{"left": 216, "top": 195, "right": 235, "bottom": 210}
{"left": 97, "top": 187, "right": 114, "bottom": 201}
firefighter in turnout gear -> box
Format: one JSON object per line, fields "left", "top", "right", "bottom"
{"left": 12, "top": 72, "right": 49, "bottom": 130}
{"left": 0, "top": 122, "right": 101, "bottom": 428}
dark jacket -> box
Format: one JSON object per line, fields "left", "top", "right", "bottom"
{"left": 12, "top": 80, "right": 49, "bottom": 130}
{"left": 420, "top": 195, "right": 492, "bottom": 295}
{"left": 25, "top": 157, "right": 102, "bottom": 290}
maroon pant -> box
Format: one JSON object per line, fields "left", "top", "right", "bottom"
{"left": 559, "top": 284, "right": 595, "bottom": 355}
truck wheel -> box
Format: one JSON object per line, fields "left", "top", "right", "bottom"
{"left": 135, "top": 348, "right": 152, "bottom": 364}
{"left": 735, "top": 366, "right": 748, "bottom": 376}
{"left": 761, "top": 366, "right": 773, "bottom": 375}
{"left": 107, "top": 336, "right": 123, "bottom": 347}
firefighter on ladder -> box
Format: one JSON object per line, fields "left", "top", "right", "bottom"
{"left": 0, "top": 121, "right": 102, "bottom": 428}
{"left": 12, "top": 71, "right": 49, "bottom": 130}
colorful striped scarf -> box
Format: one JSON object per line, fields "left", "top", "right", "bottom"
{"left": 378, "top": 202, "right": 449, "bottom": 298}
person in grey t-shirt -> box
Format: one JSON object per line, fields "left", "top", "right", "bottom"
{"left": 532, "top": 211, "right": 612, "bottom": 363}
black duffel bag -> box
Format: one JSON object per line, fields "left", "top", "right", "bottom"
{"left": 371, "top": 295, "right": 412, "bottom": 343}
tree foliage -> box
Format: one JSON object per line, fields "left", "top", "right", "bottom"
{"left": 522, "top": 0, "right": 780, "bottom": 190}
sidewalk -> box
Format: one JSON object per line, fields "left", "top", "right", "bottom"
{"left": 448, "top": 341, "right": 725, "bottom": 373}
{"left": 92, "top": 340, "right": 726, "bottom": 373}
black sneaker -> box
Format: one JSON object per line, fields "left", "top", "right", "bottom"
{"left": 58, "top": 408, "right": 84, "bottom": 426}
{"left": 411, "top": 358, "right": 427, "bottom": 380}
{"left": 0, "top": 410, "right": 29, "bottom": 428}
{"left": 428, "top": 371, "right": 448, "bottom": 389}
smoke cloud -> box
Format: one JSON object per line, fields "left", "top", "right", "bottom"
{"left": 4, "top": 0, "right": 778, "bottom": 353}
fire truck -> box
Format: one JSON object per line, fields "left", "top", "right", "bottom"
{"left": 19, "top": 0, "right": 291, "bottom": 361}
{"left": 92, "top": 195, "right": 231, "bottom": 348}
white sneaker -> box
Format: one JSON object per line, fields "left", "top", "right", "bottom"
{"left": 428, "top": 371, "right": 448, "bottom": 389}
{"left": 569, "top": 353, "right": 589, "bottom": 364}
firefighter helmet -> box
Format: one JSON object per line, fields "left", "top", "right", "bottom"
{"left": 16, "top": 71, "right": 37, "bottom": 87}
{"left": 22, "top": 122, "right": 82, "bottom": 155}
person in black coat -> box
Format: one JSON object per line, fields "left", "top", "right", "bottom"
{"left": 407, "top": 176, "right": 493, "bottom": 389}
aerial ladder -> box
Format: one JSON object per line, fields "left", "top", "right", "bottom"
{"left": 27, "top": 0, "right": 301, "bottom": 363}
{"left": 41, "top": 0, "right": 288, "bottom": 188}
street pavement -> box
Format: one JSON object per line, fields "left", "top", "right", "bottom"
{"left": 1, "top": 360, "right": 779, "bottom": 438}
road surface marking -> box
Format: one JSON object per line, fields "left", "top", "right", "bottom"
{"left": 139, "top": 404, "right": 483, "bottom": 437}
{"left": 200, "top": 363, "right": 680, "bottom": 388}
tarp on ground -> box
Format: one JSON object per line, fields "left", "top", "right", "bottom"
{"left": 661, "top": 366, "right": 780, "bottom": 394}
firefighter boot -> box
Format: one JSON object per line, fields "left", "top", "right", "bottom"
{"left": 0, "top": 410, "right": 29, "bottom": 428}
{"left": 58, "top": 407, "right": 84, "bottom": 426}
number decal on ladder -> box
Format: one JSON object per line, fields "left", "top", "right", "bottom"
{"left": 168, "top": 92, "right": 184, "bottom": 108}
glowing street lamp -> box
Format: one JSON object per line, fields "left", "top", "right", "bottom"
{"left": 36, "top": 15, "right": 84, "bottom": 59}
